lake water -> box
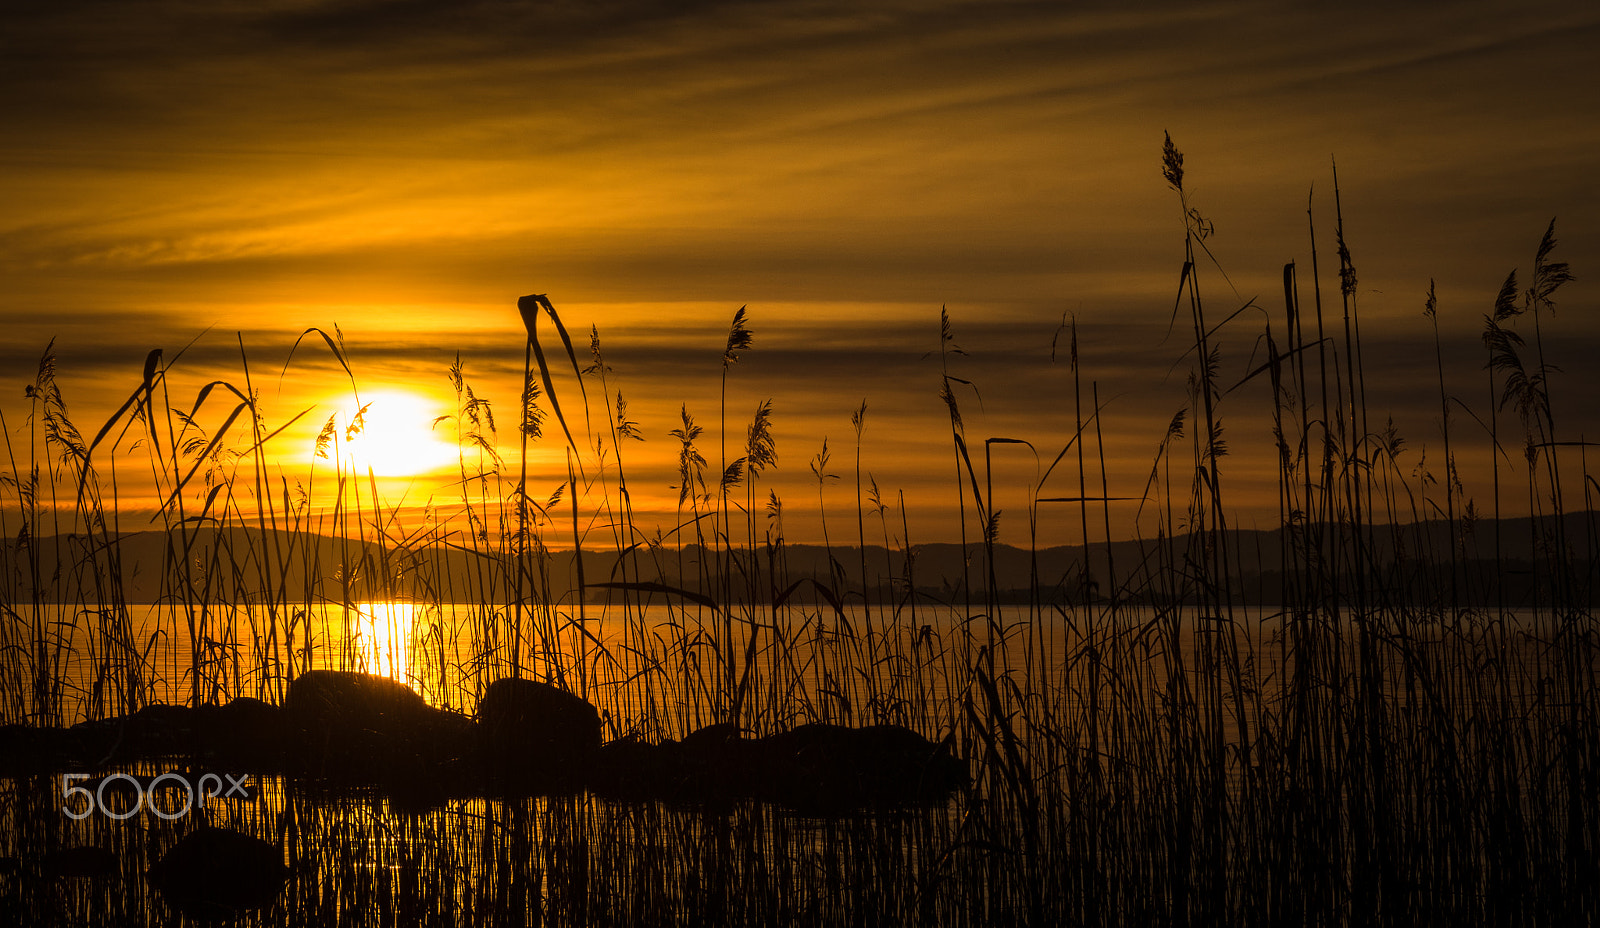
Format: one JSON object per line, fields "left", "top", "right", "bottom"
{"left": 22, "top": 597, "right": 1569, "bottom": 747}
{"left": 4, "top": 598, "right": 1589, "bottom": 925}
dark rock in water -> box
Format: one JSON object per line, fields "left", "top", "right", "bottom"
{"left": 591, "top": 723, "right": 762, "bottom": 805}
{"left": 589, "top": 734, "right": 662, "bottom": 798}
{"left": 42, "top": 846, "right": 119, "bottom": 880}
{"left": 194, "top": 697, "right": 285, "bottom": 768}
{"left": 476, "top": 678, "right": 601, "bottom": 789}
{"left": 71, "top": 703, "right": 198, "bottom": 762}
{"left": 284, "top": 670, "right": 428, "bottom": 735}
{"left": 677, "top": 721, "right": 742, "bottom": 754}
{"left": 3, "top": 700, "right": 286, "bottom": 774}
{"left": 283, "top": 670, "right": 473, "bottom": 785}
{"left": 757, "top": 723, "right": 967, "bottom": 813}
{"left": 0, "top": 725, "right": 84, "bottom": 775}
{"left": 148, "top": 827, "right": 286, "bottom": 920}
{"left": 590, "top": 721, "right": 965, "bottom": 811}
{"left": 668, "top": 723, "right": 762, "bottom": 802}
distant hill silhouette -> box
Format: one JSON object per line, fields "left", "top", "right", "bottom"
{"left": 4, "top": 513, "right": 1597, "bottom": 608}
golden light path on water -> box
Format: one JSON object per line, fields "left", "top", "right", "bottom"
{"left": 352, "top": 602, "right": 414, "bottom": 685}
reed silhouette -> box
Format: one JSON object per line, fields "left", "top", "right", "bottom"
{"left": 0, "top": 136, "right": 1596, "bottom": 925}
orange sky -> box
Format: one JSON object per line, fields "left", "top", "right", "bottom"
{"left": 3, "top": 0, "right": 1598, "bottom": 546}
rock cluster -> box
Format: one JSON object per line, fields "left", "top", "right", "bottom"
{"left": 148, "top": 827, "right": 288, "bottom": 920}
{"left": 4, "top": 672, "right": 969, "bottom": 918}
{"left": 593, "top": 720, "right": 967, "bottom": 812}
{"left": 1, "top": 672, "right": 967, "bottom": 812}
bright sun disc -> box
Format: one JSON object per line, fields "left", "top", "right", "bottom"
{"left": 319, "top": 391, "right": 459, "bottom": 477}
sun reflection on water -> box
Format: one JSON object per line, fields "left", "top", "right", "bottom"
{"left": 353, "top": 602, "right": 414, "bottom": 683}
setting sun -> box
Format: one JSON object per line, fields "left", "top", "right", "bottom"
{"left": 317, "top": 390, "right": 460, "bottom": 477}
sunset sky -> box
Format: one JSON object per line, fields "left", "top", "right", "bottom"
{"left": 4, "top": 0, "right": 1598, "bottom": 547}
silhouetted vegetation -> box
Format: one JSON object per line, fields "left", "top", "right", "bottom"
{"left": 1, "top": 137, "right": 1596, "bottom": 925}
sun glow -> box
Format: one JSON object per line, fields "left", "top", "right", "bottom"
{"left": 318, "top": 391, "right": 460, "bottom": 477}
